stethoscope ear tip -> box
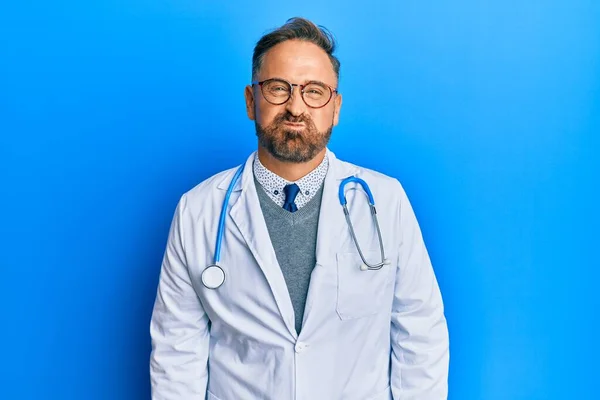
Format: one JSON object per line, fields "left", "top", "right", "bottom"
{"left": 384, "top": 259, "right": 391, "bottom": 265}
{"left": 360, "top": 264, "right": 368, "bottom": 271}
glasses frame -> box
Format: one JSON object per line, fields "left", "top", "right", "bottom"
{"left": 251, "top": 78, "right": 338, "bottom": 109}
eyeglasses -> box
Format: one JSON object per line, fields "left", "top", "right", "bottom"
{"left": 251, "top": 78, "right": 338, "bottom": 109}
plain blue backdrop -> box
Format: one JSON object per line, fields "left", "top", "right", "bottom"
{"left": 1, "top": 1, "right": 598, "bottom": 399}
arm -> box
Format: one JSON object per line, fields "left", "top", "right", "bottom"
{"left": 390, "top": 182, "right": 449, "bottom": 399}
{"left": 150, "top": 195, "right": 210, "bottom": 399}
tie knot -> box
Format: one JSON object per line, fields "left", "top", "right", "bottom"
{"left": 283, "top": 183, "right": 300, "bottom": 202}
{"left": 283, "top": 184, "right": 300, "bottom": 212}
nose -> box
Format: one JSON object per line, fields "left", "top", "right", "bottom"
{"left": 285, "top": 85, "right": 308, "bottom": 117}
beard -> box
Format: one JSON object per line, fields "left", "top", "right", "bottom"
{"left": 255, "top": 111, "right": 333, "bottom": 163}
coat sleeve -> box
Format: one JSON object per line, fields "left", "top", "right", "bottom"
{"left": 150, "top": 195, "right": 210, "bottom": 399}
{"left": 390, "top": 181, "right": 449, "bottom": 399}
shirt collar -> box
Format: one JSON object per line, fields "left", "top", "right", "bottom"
{"left": 253, "top": 151, "right": 329, "bottom": 199}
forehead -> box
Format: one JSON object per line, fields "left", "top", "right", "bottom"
{"left": 258, "top": 40, "right": 337, "bottom": 85}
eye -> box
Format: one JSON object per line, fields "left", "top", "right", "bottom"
{"left": 265, "top": 82, "right": 290, "bottom": 96}
{"left": 304, "top": 84, "right": 327, "bottom": 98}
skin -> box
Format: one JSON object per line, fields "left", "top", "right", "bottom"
{"left": 244, "top": 39, "right": 343, "bottom": 182}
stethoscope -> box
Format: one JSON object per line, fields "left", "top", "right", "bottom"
{"left": 201, "top": 164, "right": 390, "bottom": 289}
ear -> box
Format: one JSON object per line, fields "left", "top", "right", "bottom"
{"left": 244, "top": 85, "right": 255, "bottom": 121}
{"left": 332, "top": 93, "right": 342, "bottom": 126}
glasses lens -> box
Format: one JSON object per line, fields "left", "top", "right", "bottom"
{"left": 261, "top": 79, "right": 291, "bottom": 105}
{"left": 303, "top": 82, "right": 331, "bottom": 108}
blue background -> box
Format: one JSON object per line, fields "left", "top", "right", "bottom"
{"left": 1, "top": 1, "right": 598, "bottom": 399}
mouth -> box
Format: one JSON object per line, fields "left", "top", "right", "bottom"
{"left": 282, "top": 121, "right": 306, "bottom": 129}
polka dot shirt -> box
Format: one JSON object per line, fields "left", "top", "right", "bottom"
{"left": 253, "top": 152, "right": 329, "bottom": 209}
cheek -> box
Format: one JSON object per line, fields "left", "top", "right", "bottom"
{"left": 255, "top": 102, "right": 281, "bottom": 127}
{"left": 311, "top": 110, "right": 335, "bottom": 132}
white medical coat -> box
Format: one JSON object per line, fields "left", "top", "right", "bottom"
{"left": 150, "top": 150, "right": 449, "bottom": 400}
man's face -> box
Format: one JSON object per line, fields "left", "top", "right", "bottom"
{"left": 245, "top": 40, "right": 342, "bottom": 163}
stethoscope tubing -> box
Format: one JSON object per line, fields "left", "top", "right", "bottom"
{"left": 339, "top": 176, "right": 388, "bottom": 270}
{"left": 214, "top": 165, "right": 245, "bottom": 264}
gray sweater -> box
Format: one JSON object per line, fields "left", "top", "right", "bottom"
{"left": 255, "top": 178, "right": 324, "bottom": 334}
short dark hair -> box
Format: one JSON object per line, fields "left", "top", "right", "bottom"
{"left": 252, "top": 17, "right": 340, "bottom": 81}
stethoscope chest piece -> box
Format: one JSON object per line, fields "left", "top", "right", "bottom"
{"left": 202, "top": 265, "right": 225, "bottom": 289}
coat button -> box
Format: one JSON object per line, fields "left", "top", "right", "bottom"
{"left": 295, "top": 341, "right": 309, "bottom": 353}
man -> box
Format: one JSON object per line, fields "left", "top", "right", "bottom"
{"left": 150, "top": 17, "right": 449, "bottom": 400}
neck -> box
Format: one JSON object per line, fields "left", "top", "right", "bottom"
{"left": 257, "top": 147, "right": 326, "bottom": 182}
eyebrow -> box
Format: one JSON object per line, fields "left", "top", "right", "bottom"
{"left": 269, "top": 77, "right": 335, "bottom": 88}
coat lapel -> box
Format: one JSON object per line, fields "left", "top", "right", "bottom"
{"left": 314, "top": 150, "right": 359, "bottom": 266}
{"left": 300, "top": 150, "right": 359, "bottom": 332}
{"left": 223, "top": 152, "right": 298, "bottom": 339}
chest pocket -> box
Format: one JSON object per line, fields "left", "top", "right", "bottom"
{"left": 336, "top": 250, "right": 394, "bottom": 320}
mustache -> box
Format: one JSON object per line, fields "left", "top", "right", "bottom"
{"left": 274, "top": 112, "right": 312, "bottom": 125}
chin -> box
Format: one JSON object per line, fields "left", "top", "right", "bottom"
{"left": 271, "top": 146, "right": 311, "bottom": 163}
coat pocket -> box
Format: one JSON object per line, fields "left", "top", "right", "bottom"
{"left": 336, "top": 250, "right": 392, "bottom": 320}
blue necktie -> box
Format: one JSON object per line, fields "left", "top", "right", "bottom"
{"left": 283, "top": 184, "right": 300, "bottom": 212}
